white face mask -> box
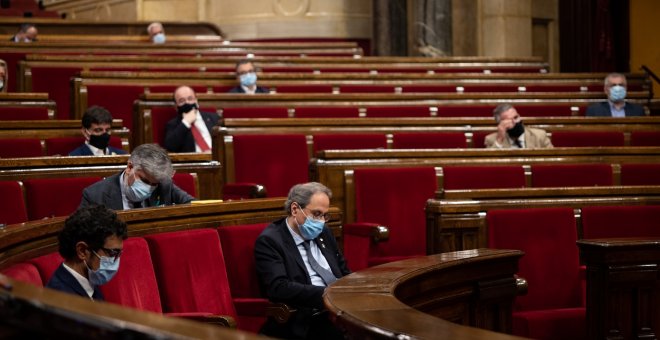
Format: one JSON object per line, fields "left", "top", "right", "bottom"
{"left": 124, "top": 172, "right": 156, "bottom": 202}
{"left": 152, "top": 33, "right": 166, "bottom": 44}
{"left": 0, "top": 80, "right": 4, "bottom": 90}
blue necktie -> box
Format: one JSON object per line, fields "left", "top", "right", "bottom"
{"left": 301, "top": 241, "right": 337, "bottom": 285}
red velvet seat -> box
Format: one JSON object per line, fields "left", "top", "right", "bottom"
{"left": 294, "top": 107, "right": 360, "bottom": 118}
{"left": 100, "top": 237, "right": 162, "bottom": 313}
{"left": 148, "top": 107, "right": 177, "bottom": 145}
{"left": 45, "top": 137, "right": 124, "bottom": 156}
{"left": 172, "top": 173, "right": 197, "bottom": 197}
{"left": 1, "top": 262, "right": 42, "bottom": 286}
{"left": 312, "top": 133, "right": 387, "bottom": 153}
{"left": 392, "top": 132, "right": 467, "bottom": 149}
{"left": 436, "top": 105, "right": 493, "bottom": 117}
{"left": 581, "top": 205, "right": 660, "bottom": 239}
{"left": 487, "top": 208, "right": 585, "bottom": 340}
{"left": 630, "top": 131, "right": 660, "bottom": 146}
{"left": 217, "top": 223, "right": 270, "bottom": 333}
{"left": 147, "top": 85, "right": 208, "bottom": 94}
{"left": 0, "top": 181, "right": 28, "bottom": 226}
{"left": 231, "top": 134, "right": 308, "bottom": 197}
{"left": 28, "top": 252, "right": 64, "bottom": 285}
{"left": 442, "top": 165, "right": 526, "bottom": 190}
{"left": 620, "top": 163, "right": 660, "bottom": 185}
{"left": 366, "top": 106, "right": 432, "bottom": 117}
{"left": 144, "top": 229, "right": 237, "bottom": 320}
{"left": 551, "top": 131, "right": 625, "bottom": 147}
{"left": 0, "top": 107, "right": 51, "bottom": 120}
{"left": 275, "top": 85, "right": 333, "bottom": 93}
{"left": 473, "top": 131, "right": 494, "bottom": 148}
{"left": 86, "top": 84, "right": 145, "bottom": 130}
{"left": 221, "top": 107, "right": 289, "bottom": 118}
{"left": 23, "top": 177, "right": 102, "bottom": 220}
{"left": 340, "top": 85, "right": 396, "bottom": 93}
{"left": 344, "top": 167, "right": 437, "bottom": 270}
{"left": 31, "top": 66, "right": 82, "bottom": 119}
{"left": 0, "top": 138, "right": 43, "bottom": 157}
{"left": 531, "top": 163, "right": 613, "bottom": 187}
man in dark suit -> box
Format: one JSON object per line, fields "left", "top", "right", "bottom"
{"left": 255, "top": 182, "right": 350, "bottom": 339}
{"left": 69, "top": 106, "right": 127, "bottom": 156}
{"left": 10, "top": 23, "right": 38, "bottom": 42}
{"left": 163, "top": 85, "right": 219, "bottom": 153}
{"left": 586, "top": 73, "right": 645, "bottom": 117}
{"left": 79, "top": 143, "right": 194, "bottom": 210}
{"left": 227, "top": 59, "right": 269, "bottom": 94}
{"left": 46, "top": 205, "right": 127, "bottom": 301}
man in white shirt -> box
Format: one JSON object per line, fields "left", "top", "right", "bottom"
{"left": 163, "top": 86, "right": 219, "bottom": 153}
{"left": 484, "top": 103, "right": 553, "bottom": 149}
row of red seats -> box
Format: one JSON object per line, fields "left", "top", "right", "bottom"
{"left": 0, "top": 136, "right": 125, "bottom": 157}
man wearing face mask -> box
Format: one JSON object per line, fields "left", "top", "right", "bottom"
{"left": 147, "top": 22, "right": 166, "bottom": 44}
{"left": 586, "top": 73, "right": 645, "bottom": 117}
{"left": 255, "top": 182, "right": 350, "bottom": 339}
{"left": 46, "top": 205, "right": 127, "bottom": 301}
{"left": 70, "top": 106, "right": 127, "bottom": 156}
{"left": 163, "top": 86, "right": 219, "bottom": 153}
{"left": 79, "top": 143, "right": 194, "bottom": 210}
{"left": 0, "top": 59, "right": 7, "bottom": 92}
{"left": 228, "top": 59, "right": 269, "bottom": 94}
{"left": 10, "top": 23, "right": 38, "bottom": 43}
{"left": 484, "top": 103, "right": 553, "bottom": 149}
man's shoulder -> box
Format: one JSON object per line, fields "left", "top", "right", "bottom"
{"left": 526, "top": 126, "right": 548, "bottom": 135}
{"left": 68, "top": 144, "right": 91, "bottom": 156}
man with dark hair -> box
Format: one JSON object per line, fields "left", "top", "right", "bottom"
{"left": 484, "top": 103, "right": 553, "bottom": 149}
{"left": 70, "top": 106, "right": 127, "bottom": 156}
{"left": 228, "top": 59, "right": 269, "bottom": 94}
{"left": 163, "top": 85, "right": 219, "bottom": 153}
{"left": 10, "top": 23, "right": 38, "bottom": 42}
{"left": 46, "top": 205, "right": 127, "bottom": 300}
{"left": 255, "top": 182, "right": 350, "bottom": 339}
{"left": 79, "top": 143, "right": 194, "bottom": 210}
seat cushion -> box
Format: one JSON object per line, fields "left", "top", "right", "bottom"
{"left": 513, "top": 307, "right": 586, "bottom": 340}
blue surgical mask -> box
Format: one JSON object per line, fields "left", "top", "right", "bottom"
{"left": 609, "top": 85, "right": 626, "bottom": 102}
{"left": 86, "top": 251, "right": 120, "bottom": 286}
{"left": 297, "top": 206, "right": 325, "bottom": 240}
{"left": 125, "top": 172, "right": 156, "bottom": 202}
{"left": 152, "top": 33, "right": 166, "bottom": 44}
{"left": 240, "top": 72, "right": 257, "bottom": 87}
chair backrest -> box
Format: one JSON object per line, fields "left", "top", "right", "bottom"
{"left": 442, "top": 165, "right": 526, "bottom": 190}
{"left": 23, "top": 177, "right": 102, "bottom": 220}
{"left": 86, "top": 84, "right": 145, "bottom": 129}
{"left": 1, "top": 262, "right": 43, "bottom": 286}
{"left": 392, "top": 132, "right": 467, "bottom": 149}
{"left": 366, "top": 106, "right": 432, "bottom": 118}
{"left": 45, "top": 137, "right": 124, "bottom": 156}
{"left": 295, "top": 107, "right": 360, "bottom": 118}
{"left": 222, "top": 107, "right": 289, "bottom": 118}
{"left": 0, "top": 138, "right": 43, "bottom": 157}
{"left": 100, "top": 237, "right": 163, "bottom": 313}
{"left": 630, "top": 131, "right": 660, "bottom": 146}
{"left": 0, "top": 181, "right": 28, "bottom": 225}
{"left": 231, "top": 134, "right": 309, "bottom": 197}
{"left": 487, "top": 207, "right": 581, "bottom": 311}
{"left": 550, "top": 131, "right": 625, "bottom": 147}
{"left": 353, "top": 167, "right": 437, "bottom": 258}
{"left": 149, "top": 107, "right": 178, "bottom": 146}
{"left": 0, "top": 107, "right": 51, "bottom": 120}
{"left": 620, "top": 163, "right": 660, "bottom": 185}
{"left": 28, "top": 252, "right": 64, "bottom": 286}
{"left": 581, "top": 205, "right": 660, "bottom": 239}
{"left": 172, "top": 173, "right": 197, "bottom": 198}
{"left": 531, "top": 163, "right": 613, "bottom": 187}
{"left": 312, "top": 133, "right": 387, "bottom": 153}
{"left": 144, "top": 229, "right": 237, "bottom": 318}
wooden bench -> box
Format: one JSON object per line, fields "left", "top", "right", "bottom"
{"left": 0, "top": 126, "right": 131, "bottom": 156}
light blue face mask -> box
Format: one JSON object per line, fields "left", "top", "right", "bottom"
{"left": 297, "top": 205, "right": 325, "bottom": 240}
{"left": 125, "top": 172, "right": 156, "bottom": 202}
{"left": 609, "top": 85, "right": 626, "bottom": 102}
{"left": 240, "top": 72, "right": 257, "bottom": 87}
{"left": 152, "top": 33, "right": 166, "bottom": 44}
{"left": 86, "top": 251, "right": 120, "bottom": 286}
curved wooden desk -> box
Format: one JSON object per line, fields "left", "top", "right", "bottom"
{"left": 324, "top": 249, "right": 527, "bottom": 339}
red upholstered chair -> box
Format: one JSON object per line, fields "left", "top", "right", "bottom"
{"left": 550, "top": 131, "right": 625, "bottom": 147}
{"left": 530, "top": 163, "right": 613, "bottom": 187}
{"left": 274, "top": 85, "right": 333, "bottom": 93}
{"left": 0, "top": 138, "right": 43, "bottom": 157}
{"left": 631, "top": 131, "right": 660, "bottom": 146}
{"left": 515, "top": 105, "right": 580, "bottom": 117}
{"left": 45, "top": 137, "right": 124, "bottom": 156}
{"left": 0, "top": 107, "right": 51, "bottom": 120}
{"left": 581, "top": 205, "right": 660, "bottom": 239}
{"left": 23, "top": 177, "right": 102, "bottom": 220}
{"left": 221, "top": 107, "right": 289, "bottom": 118}
{"left": 86, "top": 84, "right": 145, "bottom": 129}
{"left": 172, "top": 173, "right": 197, "bottom": 197}
{"left": 340, "top": 85, "right": 396, "bottom": 93}
{"left": 1, "top": 262, "right": 43, "bottom": 286}
{"left": 294, "top": 107, "right": 360, "bottom": 118}
{"left": 217, "top": 223, "right": 270, "bottom": 333}
{"left": 31, "top": 66, "right": 82, "bottom": 118}
{"left": 144, "top": 229, "right": 237, "bottom": 322}
{"left": 473, "top": 131, "right": 494, "bottom": 148}
{"left": 392, "top": 132, "right": 467, "bottom": 149}
{"left": 148, "top": 107, "right": 178, "bottom": 145}
{"left": 436, "top": 105, "right": 493, "bottom": 117}
{"left": 401, "top": 85, "right": 456, "bottom": 93}
{"left": 312, "top": 133, "right": 387, "bottom": 153}
{"left": 620, "top": 163, "right": 660, "bottom": 185}
{"left": 344, "top": 167, "right": 437, "bottom": 271}
{"left": 487, "top": 208, "right": 585, "bottom": 340}
{"left": 442, "top": 165, "right": 526, "bottom": 190}
{"left": 366, "top": 106, "right": 431, "bottom": 117}
{"left": 230, "top": 134, "right": 308, "bottom": 197}
{"left": 0, "top": 181, "right": 28, "bottom": 226}
{"left": 100, "top": 237, "right": 163, "bottom": 313}
{"left": 28, "top": 252, "right": 64, "bottom": 285}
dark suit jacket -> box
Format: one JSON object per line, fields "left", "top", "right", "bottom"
{"left": 79, "top": 171, "right": 194, "bottom": 210}
{"left": 227, "top": 86, "right": 269, "bottom": 94}
{"left": 585, "top": 101, "right": 645, "bottom": 117}
{"left": 163, "top": 111, "right": 219, "bottom": 153}
{"left": 254, "top": 218, "right": 350, "bottom": 338}
{"left": 69, "top": 144, "right": 126, "bottom": 156}
{"left": 46, "top": 263, "right": 104, "bottom": 301}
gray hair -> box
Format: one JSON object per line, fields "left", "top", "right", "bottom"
{"left": 604, "top": 72, "right": 626, "bottom": 87}
{"left": 284, "top": 182, "right": 332, "bottom": 215}
{"left": 129, "top": 143, "right": 174, "bottom": 182}
{"left": 147, "top": 22, "right": 164, "bottom": 35}
{"left": 493, "top": 103, "right": 515, "bottom": 123}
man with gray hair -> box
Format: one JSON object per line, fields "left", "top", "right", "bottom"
{"left": 255, "top": 182, "right": 350, "bottom": 339}
{"left": 79, "top": 143, "right": 193, "bottom": 210}
{"left": 484, "top": 103, "right": 553, "bottom": 149}
{"left": 586, "top": 73, "right": 645, "bottom": 117}
{"left": 146, "top": 22, "right": 166, "bottom": 44}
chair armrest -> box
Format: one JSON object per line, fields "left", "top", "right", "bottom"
{"left": 265, "top": 303, "right": 297, "bottom": 324}
{"left": 223, "top": 183, "right": 267, "bottom": 200}
{"left": 166, "top": 312, "right": 237, "bottom": 328}
{"left": 343, "top": 222, "right": 389, "bottom": 243}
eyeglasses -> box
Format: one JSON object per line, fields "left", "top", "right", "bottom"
{"left": 98, "top": 247, "right": 123, "bottom": 263}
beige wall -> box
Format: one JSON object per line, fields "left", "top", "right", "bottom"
{"left": 630, "top": 0, "right": 660, "bottom": 98}
{"left": 479, "top": 0, "right": 532, "bottom": 57}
